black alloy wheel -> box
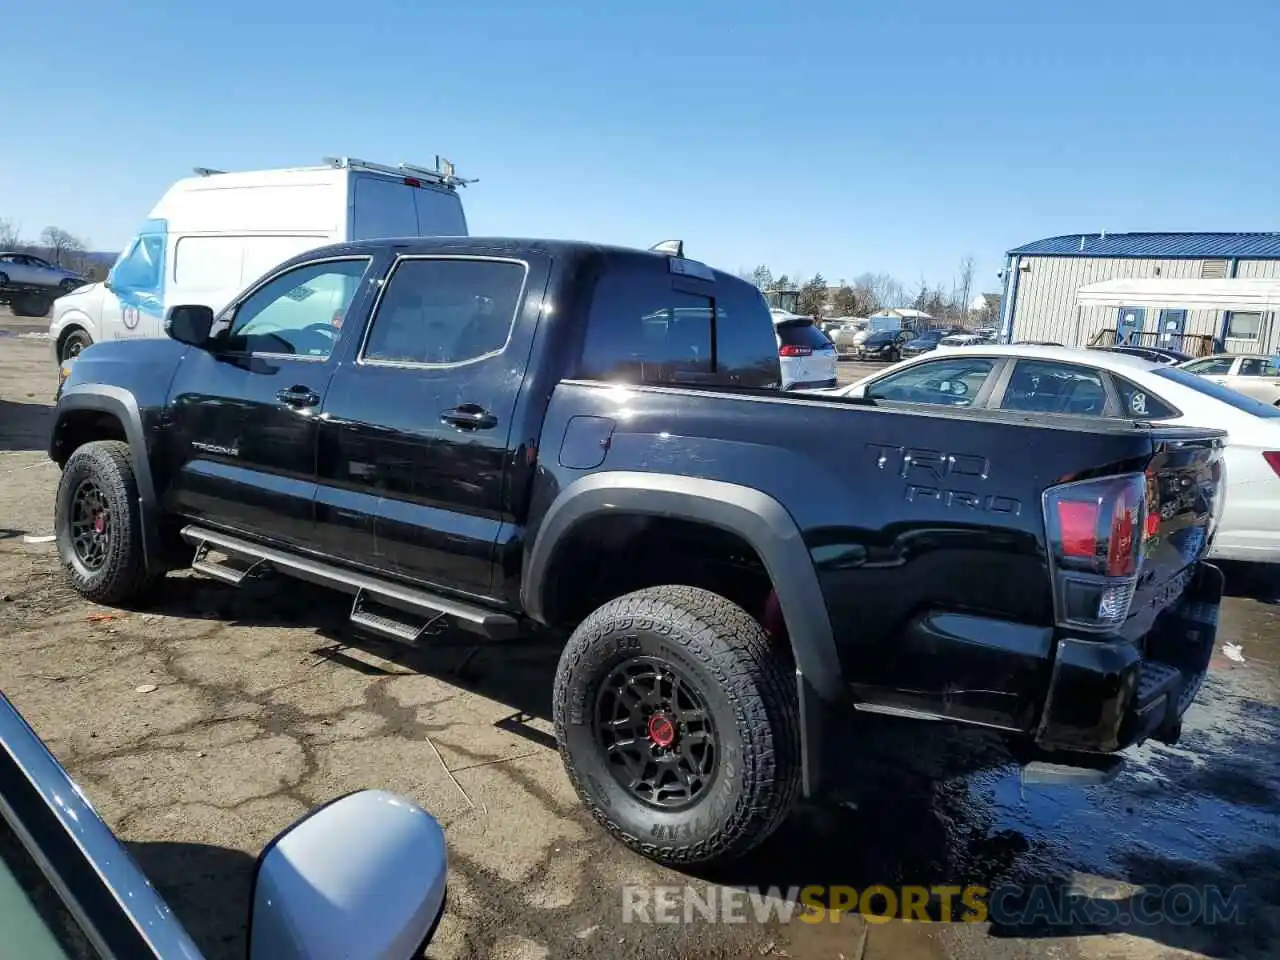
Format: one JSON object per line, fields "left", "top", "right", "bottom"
{"left": 69, "top": 478, "right": 111, "bottom": 570}
{"left": 594, "top": 656, "right": 718, "bottom": 809}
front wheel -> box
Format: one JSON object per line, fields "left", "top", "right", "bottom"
{"left": 54, "top": 440, "right": 155, "bottom": 604}
{"left": 553, "top": 585, "right": 801, "bottom": 866}
{"left": 59, "top": 328, "right": 93, "bottom": 362}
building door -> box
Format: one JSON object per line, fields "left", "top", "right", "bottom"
{"left": 1156, "top": 309, "right": 1186, "bottom": 350}
{"left": 1115, "top": 306, "right": 1145, "bottom": 345}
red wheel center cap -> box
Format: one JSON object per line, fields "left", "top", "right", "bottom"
{"left": 93, "top": 513, "right": 106, "bottom": 534}
{"left": 648, "top": 713, "right": 676, "bottom": 748}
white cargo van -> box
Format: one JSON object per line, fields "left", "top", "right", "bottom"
{"left": 49, "top": 157, "right": 471, "bottom": 362}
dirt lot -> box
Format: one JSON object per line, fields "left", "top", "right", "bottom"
{"left": 2, "top": 314, "right": 1278, "bottom": 959}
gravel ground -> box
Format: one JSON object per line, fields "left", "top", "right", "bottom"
{"left": 2, "top": 312, "right": 1277, "bottom": 959}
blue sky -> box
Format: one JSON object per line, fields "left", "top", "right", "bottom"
{"left": 4, "top": 1, "right": 1277, "bottom": 295}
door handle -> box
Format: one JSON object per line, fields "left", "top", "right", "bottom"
{"left": 440, "top": 405, "right": 498, "bottom": 430}
{"left": 276, "top": 385, "right": 320, "bottom": 407}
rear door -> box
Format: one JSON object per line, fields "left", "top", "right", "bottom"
{"left": 1228, "top": 357, "right": 1280, "bottom": 403}
{"left": 165, "top": 255, "right": 380, "bottom": 549}
{"left": 315, "top": 252, "right": 549, "bottom": 596}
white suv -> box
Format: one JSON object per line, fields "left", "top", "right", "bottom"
{"left": 775, "top": 315, "right": 837, "bottom": 390}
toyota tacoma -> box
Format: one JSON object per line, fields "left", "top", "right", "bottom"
{"left": 49, "top": 236, "right": 1227, "bottom": 866}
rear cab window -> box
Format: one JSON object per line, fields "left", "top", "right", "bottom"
{"left": 579, "top": 257, "right": 780, "bottom": 389}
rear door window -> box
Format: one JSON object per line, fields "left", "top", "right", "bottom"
{"left": 865, "top": 356, "right": 998, "bottom": 406}
{"left": 361, "top": 257, "right": 526, "bottom": 365}
{"left": 999, "top": 360, "right": 1109, "bottom": 416}
{"left": 351, "top": 176, "right": 419, "bottom": 240}
{"left": 1239, "top": 358, "right": 1279, "bottom": 377}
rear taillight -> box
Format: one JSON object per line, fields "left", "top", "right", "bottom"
{"left": 779, "top": 345, "right": 813, "bottom": 357}
{"left": 1043, "top": 473, "right": 1147, "bottom": 632}
{"left": 1264, "top": 452, "right": 1280, "bottom": 478}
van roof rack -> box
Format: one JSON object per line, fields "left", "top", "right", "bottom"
{"left": 321, "top": 156, "right": 476, "bottom": 189}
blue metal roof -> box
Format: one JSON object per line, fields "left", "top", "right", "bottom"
{"left": 1008, "top": 232, "right": 1280, "bottom": 259}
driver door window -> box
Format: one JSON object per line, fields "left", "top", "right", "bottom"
{"left": 866, "top": 356, "right": 998, "bottom": 406}
{"left": 221, "top": 258, "right": 370, "bottom": 359}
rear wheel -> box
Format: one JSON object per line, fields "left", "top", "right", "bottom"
{"left": 553, "top": 585, "right": 801, "bottom": 866}
{"left": 55, "top": 440, "right": 155, "bottom": 604}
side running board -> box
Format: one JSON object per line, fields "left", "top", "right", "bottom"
{"left": 180, "top": 526, "right": 518, "bottom": 640}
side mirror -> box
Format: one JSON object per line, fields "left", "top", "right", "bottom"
{"left": 164, "top": 305, "right": 214, "bottom": 347}
{"left": 248, "top": 790, "right": 447, "bottom": 960}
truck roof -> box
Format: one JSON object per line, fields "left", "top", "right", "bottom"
{"left": 277, "top": 235, "right": 743, "bottom": 283}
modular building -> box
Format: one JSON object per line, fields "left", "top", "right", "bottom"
{"left": 999, "top": 233, "right": 1280, "bottom": 355}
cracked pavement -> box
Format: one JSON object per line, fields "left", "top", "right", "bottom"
{"left": 3, "top": 323, "right": 1278, "bottom": 959}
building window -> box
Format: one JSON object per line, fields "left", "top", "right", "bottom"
{"left": 1200, "top": 259, "right": 1229, "bottom": 279}
{"left": 1225, "top": 311, "right": 1262, "bottom": 340}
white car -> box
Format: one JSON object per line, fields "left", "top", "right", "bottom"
{"left": 774, "top": 314, "right": 837, "bottom": 390}
{"left": 1179, "top": 353, "right": 1280, "bottom": 406}
{"left": 937, "top": 333, "right": 989, "bottom": 348}
{"left": 836, "top": 344, "right": 1280, "bottom": 564}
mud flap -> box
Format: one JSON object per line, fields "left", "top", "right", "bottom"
{"left": 798, "top": 668, "right": 823, "bottom": 798}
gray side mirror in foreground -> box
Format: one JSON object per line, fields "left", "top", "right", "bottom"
{"left": 164, "top": 304, "right": 214, "bottom": 347}
{"left": 248, "top": 789, "right": 448, "bottom": 960}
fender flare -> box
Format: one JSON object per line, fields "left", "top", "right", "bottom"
{"left": 522, "top": 471, "right": 844, "bottom": 702}
{"left": 53, "top": 385, "right": 163, "bottom": 574}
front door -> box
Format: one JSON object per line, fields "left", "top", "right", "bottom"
{"left": 317, "top": 252, "right": 547, "bottom": 598}
{"left": 1156, "top": 309, "right": 1187, "bottom": 350}
{"left": 164, "top": 255, "right": 379, "bottom": 549}
{"left": 1115, "top": 306, "right": 1146, "bottom": 345}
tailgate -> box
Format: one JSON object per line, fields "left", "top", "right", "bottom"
{"left": 1129, "top": 432, "right": 1225, "bottom": 635}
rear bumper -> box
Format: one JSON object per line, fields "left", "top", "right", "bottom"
{"left": 1035, "top": 562, "right": 1223, "bottom": 754}
{"left": 787, "top": 377, "right": 838, "bottom": 390}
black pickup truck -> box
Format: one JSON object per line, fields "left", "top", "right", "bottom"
{"left": 49, "top": 237, "right": 1226, "bottom": 866}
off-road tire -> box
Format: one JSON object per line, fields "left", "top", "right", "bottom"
{"left": 55, "top": 440, "right": 155, "bottom": 604}
{"left": 553, "top": 585, "right": 801, "bottom": 866}
{"left": 59, "top": 327, "right": 92, "bottom": 362}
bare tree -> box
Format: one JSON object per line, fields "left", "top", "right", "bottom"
{"left": 956, "top": 255, "right": 975, "bottom": 323}
{"left": 39, "top": 226, "right": 85, "bottom": 267}
{"left": 0, "top": 218, "right": 19, "bottom": 249}
{"left": 855, "top": 272, "right": 906, "bottom": 311}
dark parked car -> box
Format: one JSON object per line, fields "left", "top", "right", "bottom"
{"left": 1091, "top": 344, "right": 1193, "bottom": 365}
{"left": 856, "top": 327, "right": 914, "bottom": 361}
{"left": 51, "top": 236, "right": 1226, "bottom": 868}
{"left": 900, "top": 328, "right": 961, "bottom": 358}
